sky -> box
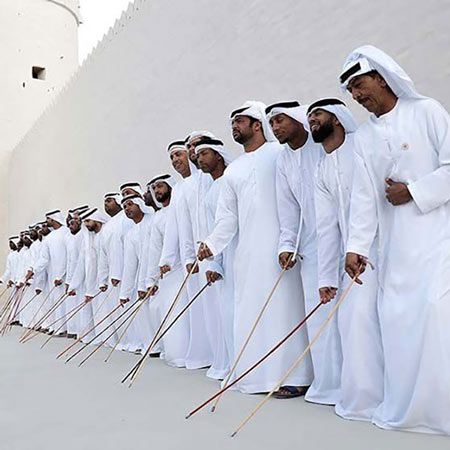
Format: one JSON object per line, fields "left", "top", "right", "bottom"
{"left": 78, "top": 0, "right": 132, "bottom": 63}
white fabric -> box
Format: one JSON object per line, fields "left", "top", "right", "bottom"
{"left": 232, "top": 100, "right": 277, "bottom": 142}
{"left": 46, "top": 211, "right": 65, "bottom": 225}
{"left": 266, "top": 104, "right": 310, "bottom": 132}
{"left": 347, "top": 97, "right": 450, "bottom": 435}
{"left": 308, "top": 103, "right": 358, "bottom": 134}
{"left": 341, "top": 45, "right": 424, "bottom": 100}
{"left": 145, "top": 207, "right": 189, "bottom": 367}
{"left": 204, "top": 141, "right": 313, "bottom": 393}
{"left": 275, "top": 133, "right": 342, "bottom": 404}
{"left": 194, "top": 142, "right": 235, "bottom": 166}
{"left": 315, "top": 134, "right": 383, "bottom": 420}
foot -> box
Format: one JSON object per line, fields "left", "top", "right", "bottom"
{"left": 67, "top": 333, "right": 77, "bottom": 339}
{"left": 273, "top": 385, "right": 309, "bottom": 399}
{"left": 149, "top": 352, "right": 161, "bottom": 358}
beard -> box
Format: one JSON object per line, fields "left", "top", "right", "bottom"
{"left": 311, "top": 120, "right": 334, "bottom": 143}
{"left": 155, "top": 191, "right": 170, "bottom": 203}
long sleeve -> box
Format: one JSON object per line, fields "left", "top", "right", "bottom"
{"left": 69, "top": 244, "right": 86, "bottom": 293}
{"left": 137, "top": 219, "right": 153, "bottom": 292}
{"left": 119, "top": 234, "right": 138, "bottom": 300}
{"left": 33, "top": 240, "right": 50, "bottom": 278}
{"left": 52, "top": 235, "right": 67, "bottom": 282}
{"left": 275, "top": 155, "right": 301, "bottom": 255}
{"left": 315, "top": 169, "right": 341, "bottom": 288}
{"left": 408, "top": 99, "right": 450, "bottom": 214}
{"left": 160, "top": 200, "right": 180, "bottom": 268}
{"left": 97, "top": 233, "right": 110, "bottom": 288}
{"left": 85, "top": 239, "right": 100, "bottom": 297}
{"left": 0, "top": 253, "right": 12, "bottom": 283}
{"left": 346, "top": 152, "right": 378, "bottom": 258}
{"left": 203, "top": 176, "right": 238, "bottom": 256}
{"left": 146, "top": 216, "right": 165, "bottom": 288}
{"left": 179, "top": 191, "right": 197, "bottom": 266}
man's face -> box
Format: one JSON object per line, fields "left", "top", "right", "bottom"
{"left": 9, "top": 241, "right": 17, "bottom": 251}
{"left": 69, "top": 217, "right": 81, "bottom": 235}
{"left": 123, "top": 199, "right": 141, "bottom": 220}
{"left": 66, "top": 214, "right": 72, "bottom": 227}
{"left": 197, "top": 147, "right": 220, "bottom": 174}
{"left": 29, "top": 229, "right": 39, "bottom": 241}
{"left": 121, "top": 188, "right": 140, "bottom": 197}
{"left": 308, "top": 109, "right": 335, "bottom": 143}
{"left": 186, "top": 137, "right": 203, "bottom": 165}
{"left": 84, "top": 219, "right": 98, "bottom": 232}
{"left": 17, "top": 240, "right": 23, "bottom": 251}
{"left": 104, "top": 197, "right": 120, "bottom": 216}
{"left": 170, "top": 150, "right": 191, "bottom": 178}
{"left": 23, "top": 235, "right": 32, "bottom": 247}
{"left": 46, "top": 217, "right": 53, "bottom": 228}
{"left": 231, "top": 115, "right": 256, "bottom": 145}
{"left": 152, "top": 181, "right": 171, "bottom": 204}
{"left": 347, "top": 73, "right": 388, "bottom": 114}
{"left": 269, "top": 113, "right": 301, "bottom": 144}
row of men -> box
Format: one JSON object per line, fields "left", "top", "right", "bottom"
{"left": 1, "top": 44, "right": 449, "bottom": 436}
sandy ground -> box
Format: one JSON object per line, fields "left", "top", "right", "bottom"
{"left": 0, "top": 326, "right": 449, "bottom": 450}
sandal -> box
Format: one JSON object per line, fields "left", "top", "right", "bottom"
{"left": 273, "top": 385, "right": 309, "bottom": 399}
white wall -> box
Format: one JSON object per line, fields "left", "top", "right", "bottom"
{"left": 6, "top": 0, "right": 450, "bottom": 245}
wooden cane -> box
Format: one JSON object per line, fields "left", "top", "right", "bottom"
{"left": 19, "top": 286, "right": 56, "bottom": 340}
{"left": 230, "top": 274, "right": 359, "bottom": 438}
{"left": 121, "top": 260, "right": 199, "bottom": 385}
{"left": 211, "top": 257, "right": 293, "bottom": 412}
{"left": 78, "top": 299, "right": 146, "bottom": 367}
{"left": 185, "top": 301, "right": 323, "bottom": 420}
{"left": 58, "top": 303, "right": 124, "bottom": 361}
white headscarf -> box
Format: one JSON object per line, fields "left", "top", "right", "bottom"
{"left": 265, "top": 101, "right": 310, "bottom": 132}
{"left": 104, "top": 192, "right": 122, "bottom": 204}
{"left": 46, "top": 210, "right": 65, "bottom": 225}
{"left": 119, "top": 182, "right": 144, "bottom": 197}
{"left": 340, "top": 45, "right": 424, "bottom": 100}
{"left": 194, "top": 137, "right": 235, "bottom": 166}
{"left": 185, "top": 130, "right": 217, "bottom": 145}
{"left": 307, "top": 98, "right": 358, "bottom": 133}
{"left": 80, "top": 208, "right": 109, "bottom": 224}
{"left": 121, "top": 194, "right": 154, "bottom": 215}
{"left": 230, "top": 100, "right": 277, "bottom": 142}
{"left": 167, "top": 140, "right": 198, "bottom": 177}
{"left": 148, "top": 173, "right": 177, "bottom": 190}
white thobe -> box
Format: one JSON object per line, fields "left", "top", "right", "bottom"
{"left": 276, "top": 135, "right": 341, "bottom": 404}
{"left": 1, "top": 251, "right": 16, "bottom": 284}
{"left": 119, "top": 213, "right": 156, "bottom": 353}
{"left": 347, "top": 97, "right": 450, "bottom": 435}
{"left": 315, "top": 134, "right": 383, "bottom": 420}
{"left": 160, "top": 180, "right": 211, "bottom": 369}
{"left": 204, "top": 141, "right": 313, "bottom": 393}
{"left": 145, "top": 206, "right": 189, "bottom": 367}
{"left": 34, "top": 227, "right": 69, "bottom": 332}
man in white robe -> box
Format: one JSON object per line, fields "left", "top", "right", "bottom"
{"left": 64, "top": 206, "right": 89, "bottom": 337}
{"left": 194, "top": 136, "right": 237, "bottom": 379}
{"left": 198, "top": 101, "right": 313, "bottom": 395}
{"left": 28, "top": 210, "right": 69, "bottom": 335}
{"left": 119, "top": 194, "right": 156, "bottom": 354}
{"left": 341, "top": 45, "right": 450, "bottom": 435}
{"left": 266, "top": 100, "right": 340, "bottom": 401}
{"left": 159, "top": 141, "right": 212, "bottom": 369}
{"left": 144, "top": 174, "right": 189, "bottom": 367}
{"left": 68, "top": 208, "right": 109, "bottom": 343}
{"left": 0, "top": 237, "right": 19, "bottom": 287}
{"left": 308, "top": 97, "right": 383, "bottom": 420}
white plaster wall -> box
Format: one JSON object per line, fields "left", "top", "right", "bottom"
{"left": 0, "top": 0, "right": 79, "bottom": 261}
{"left": 6, "top": 0, "right": 450, "bottom": 244}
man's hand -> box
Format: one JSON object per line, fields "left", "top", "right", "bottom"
{"left": 111, "top": 279, "right": 120, "bottom": 287}
{"left": 345, "top": 252, "right": 366, "bottom": 285}
{"left": 120, "top": 298, "right": 129, "bottom": 306}
{"left": 67, "top": 289, "right": 76, "bottom": 296}
{"left": 319, "top": 287, "right": 338, "bottom": 304}
{"left": 186, "top": 262, "right": 199, "bottom": 274}
{"left": 7, "top": 281, "right": 14, "bottom": 288}
{"left": 25, "top": 270, "right": 33, "bottom": 281}
{"left": 35, "top": 289, "right": 42, "bottom": 295}
{"left": 385, "top": 178, "right": 412, "bottom": 206}
{"left": 99, "top": 285, "right": 108, "bottom": 292}
{"left": 148, "top": 285, "right": 159, "bottom": 296}
{"left": 160, "top": 265, "right": 171, "bottom": 278}
{"left": 17, "top": 282, "right": 24, "bottom": 288}
{"left": 138, "top": 290, "right": 147, "bottom": 299}
{"left": 197, "top": 242, "right": 213, "bottom": 261}
{"left": 206, "top": 270, "right": 222, "bottom": 284}
{"left": 84, "top": 295, "right": 93, "bottom": 303}
{"left": 278, "top": 252, "right": 297, "bottom": 270}
{"left": 54, "top": 279, "right": 63, "bottom": 287}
